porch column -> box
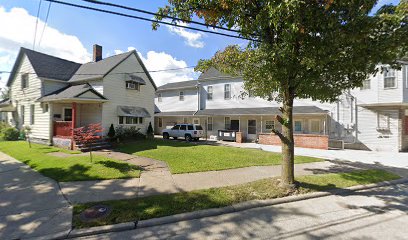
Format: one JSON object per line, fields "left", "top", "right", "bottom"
{"left": 71, "top": 102, "right": 77, "bottom": 150}
{"left": 261, "top": 116, "right": 263, "bottom": 133}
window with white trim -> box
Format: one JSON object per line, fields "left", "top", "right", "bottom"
{"left": 377, "top": 113, "right": 390, "bottom": 130}
{"left": 63, "top": 108, "right": 72, "bottom": 121}
{"left": 225, "top": 117, "right": 231, "bottom": 130}
{"left": 158, "top": 93, "right": 162, "bottom": 102}
{"left": 30, "top": 104, "right": 35, "bottom": 125}
{"left": 179, "top": 91, "right": 184, "bottom": 101}
{"left": 224, "top": 84, "right": 231, "bottom": 99}
{"left": 207, "top": 86, "right": 213, "bottom": 100}
{"left": 126, "top": 81, "right": 140, "bottom": 90}
{"left": 294, "top": 121, "right": 302, "bottom": 132}
{"left": 118, "top": 116, "right": 142, "bottom": 125}
{"left": 183, "top": 117, "right": 188, "bottom": 124}
{"left": 384, "top": 67, "right": 396, "bottom": 89}
{"left": 158, "top": 118, "right": 162, "bottom": 127}
{"left": 207, "top": 117, "right": 213, "bottom": 131}
{"left": 310, "top": 120, "right": 320, "bottom": 133}
{"left": 361, "top": 78, "right": 370, "bottom": 90}
{"left": 265, "top": 120, "right": 275, "bottom": 132}
{"left": 21, "top": 74, "right": 28, "bottom": 89}
{"left": 20, "top": 105, "right": 25, "bottom": 124}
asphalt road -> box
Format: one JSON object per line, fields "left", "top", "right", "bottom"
{"left": 77, "top": 183, "right": 408, "bottom": 240}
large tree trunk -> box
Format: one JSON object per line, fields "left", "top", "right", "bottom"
{"left": 281, "top": 96, "right": 295, "bottom": 187}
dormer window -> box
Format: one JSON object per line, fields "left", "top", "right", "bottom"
{"left": 126, "top": 81, "right": 140, "bottom": 90}
{"left": 21, "top": 73, "right": 28, "bottom": 89}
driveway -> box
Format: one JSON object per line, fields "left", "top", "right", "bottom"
{"left": 0, "top": 152, "right": 72, "bottom": 239}
{"left": 79, "top": 182, "right": 408, "bottom": 239}
{"left": 219, "top": 141, "right": 408, "bottom": 169}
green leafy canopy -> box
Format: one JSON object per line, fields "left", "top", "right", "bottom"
{"left": 155, "top": 0, "right": 407, "bottom": 103}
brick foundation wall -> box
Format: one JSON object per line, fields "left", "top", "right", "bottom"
{"left": 258, "top": 133, "right": 329, "bottom": 150}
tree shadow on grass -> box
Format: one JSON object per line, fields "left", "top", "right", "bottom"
{"left": 95, "top": 160, "right": 142, "bottom": 174}
{"left": 39, "top": 164, "right": 94, "bottom": 182}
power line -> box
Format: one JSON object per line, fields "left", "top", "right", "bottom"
{"left": 38, "top": 1, "right": 52, "bottom": 47}
{"left": 44, "top": 0, "right": 259, "bottom": 42}
{"left": 0, "top": 66, "right": 197, "bottom": 77}
{"left": 33, "top": 0, "right": 43, "bottom": 50}
{"left": 80, "top": 0, "right": 252, "bottom": 36}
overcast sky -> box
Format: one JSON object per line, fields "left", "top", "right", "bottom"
{"left": 0, "top": 0, "right": 400, "bottom": 89}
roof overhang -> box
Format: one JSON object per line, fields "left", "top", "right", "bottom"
{"left": 39, "top": 98, "right": 108, "bottom": 103}
{"left": 358, "top": 103, "right": 408, "bottom": 108}
{"left": 156, "top": 86, "right": 198, "bottom": 92}
{"left": 0, "top": 99, "right": 16, "bottom": 112}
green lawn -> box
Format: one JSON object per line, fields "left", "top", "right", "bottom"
{"left": 73, "top": 169, "right": 400, "bottom": 228}
{"left": 0, "top": 141, "right": 140, "bottom": 182}
{"left": 117, "top": 139, "right": 323, "bottom": 174}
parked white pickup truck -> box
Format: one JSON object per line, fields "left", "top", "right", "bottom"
{"left": 162, "top": 124, "right": 204, "bottom": 141}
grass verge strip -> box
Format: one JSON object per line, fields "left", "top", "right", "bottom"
{"left": 73, "top": 169, "right": 400, "bottom": 228}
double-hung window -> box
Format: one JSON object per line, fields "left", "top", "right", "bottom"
{"left": 224, "top": 84, "right": 231, "bottom": 99}
{"left": 207, "top": 86, "right": 213, "bottom": 100}
{"left": 377, "top": 113, "right": 390, "bottom": 130}
{"left": 361, "top": 79, "right": 370, "bottom": 90}
{"left": 265, "top": 120, "right": 275, "bottom": 132}
{"left": 294, "top": 121, "right": 302, "bottom": 132}
{"left": 179, "top": 91, "right": 184, "bottom": 101}
{"left": 225, "top": 117, "right": 231, "bottom": 130}
{"left": 207, "top": 117, "right": 213, "bottom": 131}
{"left": 119, "top": 116, "right": 143, "bottom": 125}
{"left": 157, "top": 93, "right": 162, "bottom": 102}
{"left": 21, "top": 105, "right": 25, "bottom": 124}
{"left": 30, "top": 104, "right": 35, "bottom": 125}
{"left": 310, "top": 120, "right": 320, "bottom": 133}
{"left": 21, "top": 74, "right": 28, "bottom": 89}
{"left": 384, "top": 67, "right": 396, "bottom": 89}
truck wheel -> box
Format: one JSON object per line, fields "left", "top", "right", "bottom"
{"left": 173, "top": 137, "right": 178, "bottom": 140}
{"left": 185, "top": 134, "right": 192, "bottom": 142}
{"left": 163, "top": 133, "right": 169, "bottom": 139}
{"left": 194, "top": 138, "right": 199, "bottom": 141}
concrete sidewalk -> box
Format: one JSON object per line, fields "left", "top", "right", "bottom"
{"left": 0, "top": 152, "right": 72, "bottom": 239}
{"left": 59, "top": 151, "right": 408, "bottom": 204}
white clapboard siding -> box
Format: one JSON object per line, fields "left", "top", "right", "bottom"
{"left": 9, "top": 55, "right": 51, "bottom": 141}
{"left": 102, "top": 53, "right": 156, "bottom": 134}
{"left": 156, "top": 88, "right": 198, "bottom": 111}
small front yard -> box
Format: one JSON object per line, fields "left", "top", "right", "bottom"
{"left": 0, "top": 141, "right": 140, "bottom": 182}
{"left": 117, "top": 139, "right": 323, "bottom": 174}
{"left": 73, "top": 169, "right": 400, "bottom": 228}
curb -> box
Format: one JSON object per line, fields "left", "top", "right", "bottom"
{"left": 64, "top": 177, "right": 408, "bottom": 239}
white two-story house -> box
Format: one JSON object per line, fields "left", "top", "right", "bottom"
{"left": 154, "top": 65, "right": 408, "bottom": 152}
{"left": 0, "top": 45, "right": 157, "bottom": 149}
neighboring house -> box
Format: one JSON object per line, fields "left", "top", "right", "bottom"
{"left": 154, "top": 65, "right": 408, "bottom": 152}
{"left": 0, "top": 45, "right": 156, "bottom": 148}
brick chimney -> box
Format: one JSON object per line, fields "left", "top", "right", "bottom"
{"left": 93, "top": 44, "right": 102, "bottom": 62}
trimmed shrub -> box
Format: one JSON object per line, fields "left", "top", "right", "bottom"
{"left": 146, "top": 122, "right": 154, "bottom": 139}
{"left": 2, "top": 127, "right": 20, "bottom": 141}
{"left": 115, "top": 126, "right": 146, "bottom": 141}
{"left": 108, "top": 124, "right": 116, "bottom": 139}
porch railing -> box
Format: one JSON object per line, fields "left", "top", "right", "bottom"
{"left": 53, "top": 121, "right": 72, "bottom": 137}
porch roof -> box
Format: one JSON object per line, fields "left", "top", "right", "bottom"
{"left": 38, "top": 83, "right": 108, "bottom": 103}
{"left": 194, "top": 106, "right": 327, "bottom": 116}
{"left": 154, "top": 111, "right": 197, "bottom": 116}
{"left": 0, "top": 98, "right": 16, "bottom": 112}
{"left": 118, "top": 106, "right": 151, "bottom": 117}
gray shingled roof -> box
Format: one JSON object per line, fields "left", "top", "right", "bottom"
{"left": 38, "top": 84, "right": 107, "bottom": 102}
{"left": 69, "top": 51, "right": 134, "bottom": 82}
{"left": 7, "top": 48, "right": 81, "bottom": 86}
{"left": 155, "top": 111, "right": 196, "bottom": 116}
{"left": 157, "top": 80, "right": 198, "bottom": 91}
{"left": 198, "top": 67, "right": 231, "bottom": 81}
{"left": 0, "top": 98, "right": 11, "bottom": 107}
{"left": 195, "top": 106, "right": 327, "bottom": 116}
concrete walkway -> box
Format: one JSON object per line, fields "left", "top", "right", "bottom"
{"left": 59, "top": 149, "right": 408, "bottom": 204}
{"left": 0, "top": 152, "right": 72, "bottom": 239}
